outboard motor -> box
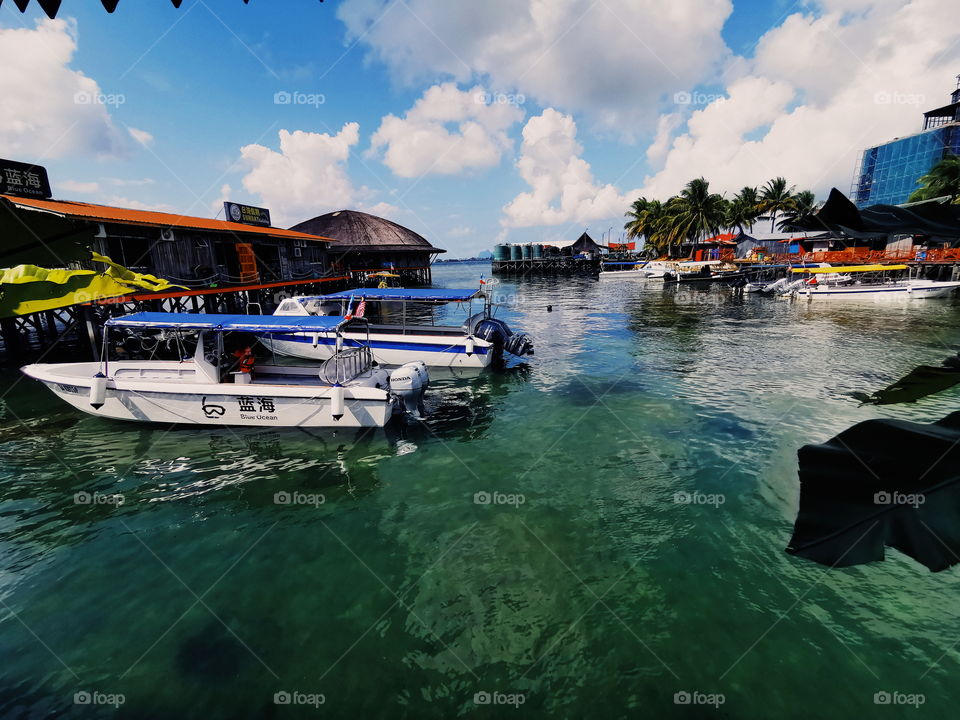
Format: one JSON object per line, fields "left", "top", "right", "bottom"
{"left": 505, "top": 332, "right": 534, "bottom": 357}
{"left": 389, "top": 361, "right": 429, "bottom": 418}
{"left": 473, "top": 318, "right": 512, "bottom": 346}
{"left": 473, "top": 318, "right": 534, "bottom": 358}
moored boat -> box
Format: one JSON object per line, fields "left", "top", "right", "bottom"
{"left": 21, "top": 312, "right": 429, "bottom": 428}
{"left": 598, "top": 260, "right": 649, "bottom": 279}
{"left": 780, "top": 264, "right": 960, "bottom": 300}
{"left": 266, "top": 288, "right": 533, "bottom": 368}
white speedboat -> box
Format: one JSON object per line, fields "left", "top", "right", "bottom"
{"left": 21, "top": 312, "right": 429, "bottom": 428}
{"left": 265, "top": 288, "right": 533, "bottom": 368}
{"left": 598, "top": 260, "right": 649, "bottom": 279}
{"left": 640, "top": 261, "right": 680, "bottom": 279}
{"left": 781, "top": 264, "right": 960, "bottom": 301}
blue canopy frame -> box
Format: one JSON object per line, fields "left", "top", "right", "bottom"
{"left": 106, "top": 311, "right": 359, "bottom": 334}
{"left": 309, "top": 288, "right": 484, "bottom": 303}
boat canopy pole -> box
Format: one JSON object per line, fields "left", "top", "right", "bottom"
{"left": 100, "top": 326, "right": 109, "bottom": 377}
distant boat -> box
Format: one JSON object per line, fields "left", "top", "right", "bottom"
{"left": 21, "top": 312, "right": 429, "bottom": 428}
{"left": 266, "top": 288, "right": 534, "bottom": 368}
{"left": 780, "top": 264, "right": 960, "bottom": 300}
{"left": 598, "top": 260, "right": 649, "bottom": 279}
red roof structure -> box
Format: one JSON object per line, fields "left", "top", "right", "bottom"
{"left": 0, "top": 195, "right": 332, "bottom": 243}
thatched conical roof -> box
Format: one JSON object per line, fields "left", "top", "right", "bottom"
{"left": 290, "top": 210, "right": 445, "bottom": 254}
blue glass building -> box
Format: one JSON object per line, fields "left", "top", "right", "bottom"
{"left": 853, "top": 79, "right": 960, "bottom": 207}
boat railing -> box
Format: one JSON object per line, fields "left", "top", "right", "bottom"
{"left": 319, "top": 345, "right": 374, "bottom": 385}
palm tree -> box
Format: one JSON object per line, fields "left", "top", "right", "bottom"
{"left": 777, "top": 190, "right": 818, "bottom": 230}
{"left": 666, "top": 178, "right": 728, "bottom": 252}
{"left": 759, "top": 177, "right": 798, "bottom": 231}
{"left": 726, "top": 186, "right": 761, "bottom": 235}
{"left": 909, "top": 154, "right": 960, "bottom": 203}
{"left": 624, "top": 197, "right": 650, "bottom": 240}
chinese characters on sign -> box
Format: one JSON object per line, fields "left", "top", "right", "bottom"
{"left": 224, "top": 202, "right": 271, "bottom": 227}
{"left": 0, "top": 159, "right": 52, "bottom": 199}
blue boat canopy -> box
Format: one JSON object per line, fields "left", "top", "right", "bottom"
{"left": 106, "top": 311, "right": 354, "bottom": 333}
{"left": 311, "top": 288, "right": 483, "bottom": 303}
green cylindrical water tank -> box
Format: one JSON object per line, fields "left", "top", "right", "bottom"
{"left": 494, "top": 244, "right": 510, "bottom": 261}
{"left": 531, "top": 243, "right": 543, "bottom": 259}
{"left": 521, "top": 243, "right": 532, "bottom": 259}
{"left": 510, "top": 244, "right": 523, "bottom": 260}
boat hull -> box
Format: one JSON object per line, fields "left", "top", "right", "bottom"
{"left": 598, "top": 269, "right": 649, "bottom": 279}
{"left": 791, "top": 281, "right": 960, "bottom": 301}
{"left": 263, "top": 331, "right": 493, "bottom": 368}
{"left": 22, "top": 362, "right": 394, "bottom": 428}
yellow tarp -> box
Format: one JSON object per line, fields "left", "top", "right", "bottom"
{"left": 0, "top": 253, "right": 185, "bottom": 318}
{"left": 791, "top": 264, "right": 909, "bottom": 274}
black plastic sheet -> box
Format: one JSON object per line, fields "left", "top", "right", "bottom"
{"left": 787, "top": 412, "right": 960, "bottom": 572}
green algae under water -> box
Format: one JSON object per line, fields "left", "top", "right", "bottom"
{"left": 2, "top": 262, "right": 960, "bottom": 718}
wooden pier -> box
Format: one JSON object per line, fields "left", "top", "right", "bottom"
{"left": 492, "top": 257, "right": 600, "bottom": 276}
{"left": 0, "top": 275, "right": 350, "bottom": 362}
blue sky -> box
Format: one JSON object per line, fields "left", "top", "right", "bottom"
{"left": 1, "top": 0, "right": 957, "bottom": 256}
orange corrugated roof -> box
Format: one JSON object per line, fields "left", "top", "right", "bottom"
{"left": 702, "top": 232, "right": 738, "bottom": 245}
{"left": 0, "top": 194, "right": 333, "bottom": 243}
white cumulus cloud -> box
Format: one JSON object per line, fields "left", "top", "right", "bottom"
{"left": 640, "top": 0, "right": 960, "bottom": 200}
{"left": 502, "top": 109, "right": 638, "bottom": 227}
{"left": 238, "top": 125, "right": 398, "bottom": 226}
{"left": 128, "top": 127, "right": 154, "bottom": 147}
{"left": 370, "top": 83, "right": 523, "bottom": 177}
{"left": 338, "top": 0, "right": 733, "bottom": 132}
{"left": 0, "top": 19, "right": 129, "bottom": 159}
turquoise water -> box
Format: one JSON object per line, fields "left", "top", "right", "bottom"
{"left": 2, "top": 262, "right": 960, "bottom": 718}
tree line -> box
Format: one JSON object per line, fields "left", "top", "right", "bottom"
{"left": 623, "top": 177, "right": 817, "bottom": 256}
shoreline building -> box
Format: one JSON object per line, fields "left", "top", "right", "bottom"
{"left": 852, "top": 76, "right": 960, "bottom": 207}
{"left": 290, "top": 210, "right": 445, "bottom": 286}
{"left": 0, "top": 194, "right": 333, "bottom": 289}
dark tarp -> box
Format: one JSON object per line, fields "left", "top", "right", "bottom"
{"left": 786, "top": 188, "right": 960, "bottom": 239}
{"left": 786, "top": 411, "right": 960, "bottom": 571}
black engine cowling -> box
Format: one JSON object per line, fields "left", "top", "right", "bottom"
{"left": 473, "top": 319, "right": 534, "bottom": 357}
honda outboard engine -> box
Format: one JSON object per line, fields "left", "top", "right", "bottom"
{"left": 389, "top": 361, "right": 429, "bottom": 418}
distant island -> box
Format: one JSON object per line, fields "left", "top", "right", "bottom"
{"left": 436, "top": 251, "right": 492, "bottom": 264}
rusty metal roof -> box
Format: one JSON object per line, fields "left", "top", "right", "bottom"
{"left": 1, "top": 194, "right": 333, "bottom": 243}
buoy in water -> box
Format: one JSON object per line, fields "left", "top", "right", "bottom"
{"left": 330, "top": 383, "right": 344, "bottom": 421}
{"left": 89, "top": 373, "right": 107, "bottom": 409}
